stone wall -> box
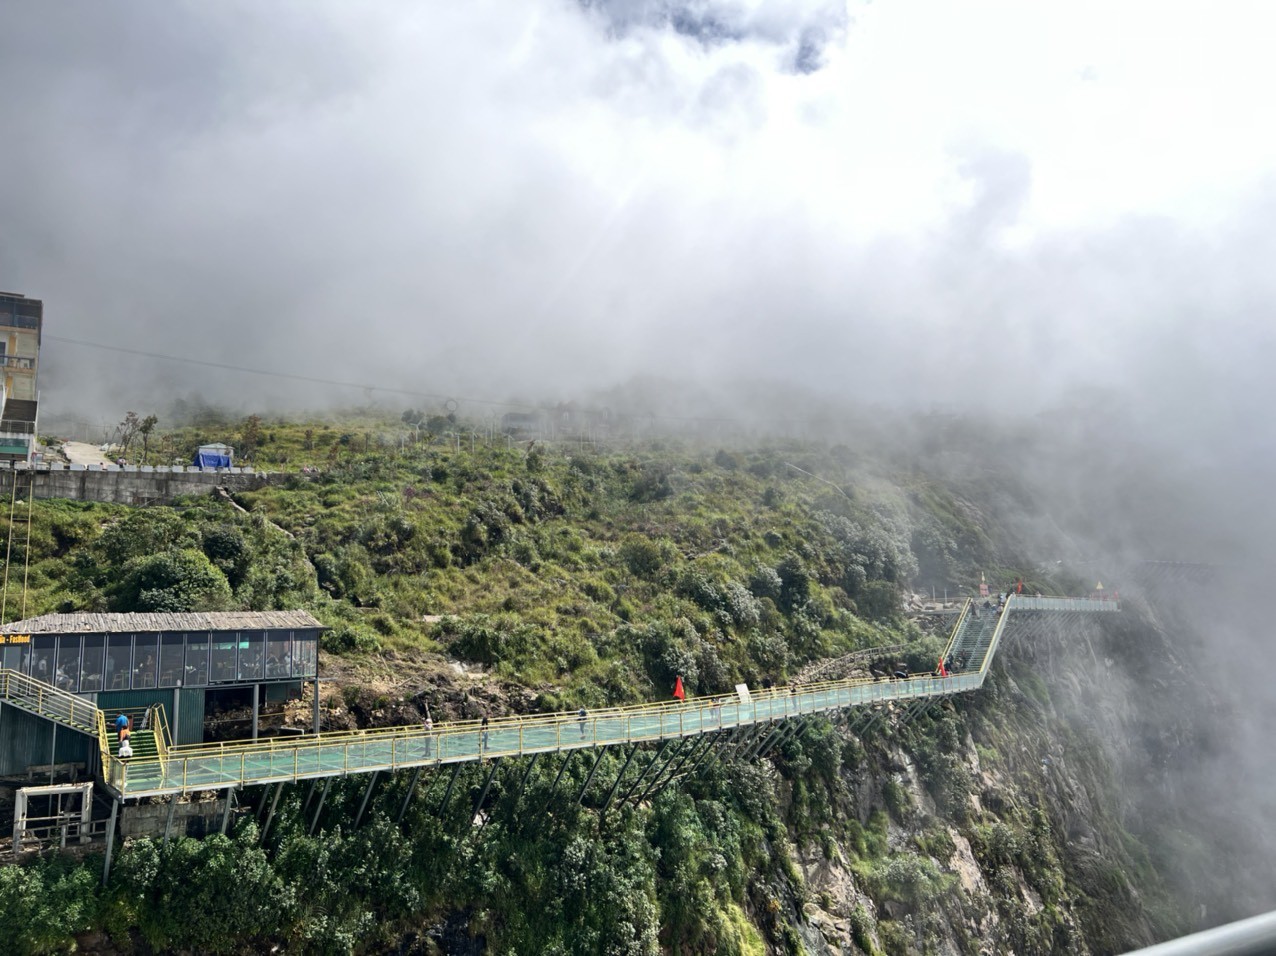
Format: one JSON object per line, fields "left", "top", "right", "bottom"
{"left": 119, "top": 795, "right": 227, "bottom": 839}
{"left": 0, "top": 462, "right": 277, "bottom": 505}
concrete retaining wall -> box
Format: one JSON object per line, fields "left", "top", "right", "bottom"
{"left": 120, "top": 797, "right": 225, "bottom": 839}
{"left": 0, "top": 463, "right": 278, "bottom": 505}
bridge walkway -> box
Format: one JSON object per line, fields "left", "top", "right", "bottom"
{"left": 2, "top": 596, "right": 1118, "bottom": 799}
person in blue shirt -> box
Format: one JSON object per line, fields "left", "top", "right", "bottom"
{"left": 114, "top": 713, "right": 129, "bottom": 742}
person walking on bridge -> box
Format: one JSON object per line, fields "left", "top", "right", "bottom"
{"left": 423, "top": 708, "right": 434, "bottom": 758}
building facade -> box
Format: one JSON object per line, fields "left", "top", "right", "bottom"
{"left": 0, "top": 291, "right": 42, "bottom": 462}
{"left": 0, "top": 610, "right": 323, "bottom": 762}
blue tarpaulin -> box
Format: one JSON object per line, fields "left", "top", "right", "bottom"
{"left": 193, "top": 451, "right": 232, "bottom": 468}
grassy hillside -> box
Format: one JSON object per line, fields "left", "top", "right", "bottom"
{"left": 0, "top": 414, "right": 1224, "bottom": 955}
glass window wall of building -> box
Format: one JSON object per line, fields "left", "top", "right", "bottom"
{"left": 55, "top": 636, "right": 83, "bottom": 693}
{"left": 159, "top": 634, "right": 184, "bottom": 686}
{"left": 80, "top": 635, "right": 106, "bottom": 693}
{"left": 2, "top": 640, "right": 30, "bottom": 673}
{"left": 294, "top": 632, "right": 318, "bottom": 678}
{"left": 133, "top": 635, "right": 158, "bottom": 689}
{"left": 105, "top": 635, "right": 131, "bottom": 690}
{"left": 211, "top": 635, "right": 236, "bottom": 683}
{"left": 238, "top": 631, "right": 265, "bottom": 680}
{"left": 266, "top": 633, "right": 291, "bottom": 678}
{"left": 30, "top": 636, "right": 55, "bottom": 684}
{"left": 185, "top": 632, "right": 209, "bottom": 686}
{"left": 14, "top": 628, "right": 318, "bottom": 690}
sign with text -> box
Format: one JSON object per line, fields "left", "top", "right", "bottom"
{"left": 735, "top": 683, "right": 751, "bottom": 705}
{"left": 1, "top": 634, "right": 30, "bottom": 644}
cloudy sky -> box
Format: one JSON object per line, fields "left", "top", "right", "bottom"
{"left": 1, "top": 0, "right": 1274, "bottom": 430}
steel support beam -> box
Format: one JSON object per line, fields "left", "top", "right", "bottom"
{"left": 251, "top": 683, "right": 260, "bottom": 741}
{"left": 511, "top": 752, "right": 540, "bottom": 809}
{"left": 599, "top": 745, "right": 639, "bottom": 818}
{"left": 260, "top": 782, "right": 284, "bottom": 843}
{"left": 723, "top": 725, "right": 762, "bottom": 761}
{"left": 472, "top": 758, "right": 502, "bottom": 821}
{"left": 682, "top": 730, "right": 728, "bottom": 779}
{"left": 640, "top": 735, "right": 703, "bottom": 804}
{"left": 397, "top": 766, "right": 426, "bottom": 825}
{"left": 756, "top": 716, "right": 806, "bottom": 760}
{"left": 628, "top": 738, "right": 688, "bottom": 807}
{"left": 619, "top": 740, "right": 669, "bottom": 806}
{"left": 308, "top": 778, "right": 332, "bottom": 836}
{"left": 541, "top": 751, "right": 575, "bottom": 814}
{"left": 220, "top": 788, "right": 236, "bottom": 835}
{"left": 576, "top": 748, "right": 606, "bottom": 806}
{"left": 858, "top": 705, "right": 889, "bottom": 738}
{"left": 900, "top": 699, "right": 929, "bottom": 725}
{"left": 101, "top": 797, "right": 120, "bottom": 886}
{"left": 754, "top": 719, "right": 797, "bottom": 760}
{"left": 162, "top": 792, "right": 179, "bottom": 846}
{"left": 354, "top": 771, "right": 380, "bottom": 829}
{"left": 436, "top": 763, "right": 463, "bottom": 817}
{"left": 746, "top": 721, "right": 786, "bottom": 760}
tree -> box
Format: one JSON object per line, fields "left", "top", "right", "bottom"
{"left": 240, "top": 415, "right": 263, "bottom": 459}
{"left": 138, "top": 414, "right": 158, "bottom": 465}
{"left": 117, "top": 411, "right": 141, "bottom": 458}
{"left": 116, "top": 549, "right": 232, "bottom": 612}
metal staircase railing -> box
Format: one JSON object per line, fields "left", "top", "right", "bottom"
{"left": 0, "top": 668, "right": 101, "bottom": 735}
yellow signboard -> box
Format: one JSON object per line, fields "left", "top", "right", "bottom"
{"left": 1, "top": 634, "right": 30, "bottom": 644}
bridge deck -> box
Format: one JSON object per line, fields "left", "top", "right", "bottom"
{"left": 1, "top": 597, "right": 1117, "bottom": 798}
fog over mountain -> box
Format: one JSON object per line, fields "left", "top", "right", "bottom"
{"left": 3, "top": 1, "right": 1276, "bottom": 935}
{"left": 3, "top": 2, "right": 1275, "bottom": 543}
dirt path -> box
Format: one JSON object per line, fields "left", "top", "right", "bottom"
{"left": 60, "top": 441, "right": 114, "bottom": 467}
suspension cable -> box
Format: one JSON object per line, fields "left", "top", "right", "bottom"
{"left": 0, "top": 475, "right": 18, "bottom": 625}
{"left": 21, "top": 477, "right": 34, "bottom": 619}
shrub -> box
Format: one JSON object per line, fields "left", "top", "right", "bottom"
{"left": 116, "top": 549, "right": 232, "bottom": 612}
{"left": 618, "top": 535, "right": 668, "bottom": 578}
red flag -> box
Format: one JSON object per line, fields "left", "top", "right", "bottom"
{"left": 672, "top": 676, "right": 685, "bottom": 701}
{"left": 937, "top": 658, "right": 948, "bottom": 677}
{"left": 1016, "top": 579, "right": 1023, "bottom": 594}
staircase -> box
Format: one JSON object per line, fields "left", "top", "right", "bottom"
{"left": 0, "top": 667, "right": 100, "bottom": 736}
{"left": 941, "top": 601, "right": 1004, "bottom": 673}
{"left": 1, "top": 670, "right": 170, "bottom": 786}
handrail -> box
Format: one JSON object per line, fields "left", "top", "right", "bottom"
{"left": 149, "top": 705, "right": 170, "bottom": 778}
{"left": 95, "top": 710, "right": 111, "bottom": 774}
{"left": 1, "top": 598, "right": 1119, "bottom": 798}
{"left": 941, "top": 598, "right": 972, "bottom": 662}
{"left": 0, "top": 668, "right": 99, "bottom": 733}
{"left": 980, "top": 595, "right": 1017, "bottom": 676}
{"left": 151, "top": 598, "right": 1123, "bottom": 769}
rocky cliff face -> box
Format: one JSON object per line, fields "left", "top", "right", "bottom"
{"left": 748, "top": 596, "right": 1268, "bottom": 956}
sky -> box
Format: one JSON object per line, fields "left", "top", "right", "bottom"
{"left": 4, "top": 0, "right": 1276, "bottom": 908}
{"left": 2, "top": 0, "right": 1275, "bottom": 437}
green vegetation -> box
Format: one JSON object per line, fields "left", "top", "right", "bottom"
{"left": 0, "top": 412, "right": 1208, "bottom": 953}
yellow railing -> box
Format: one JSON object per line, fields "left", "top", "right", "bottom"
{"left": 0, "top": 668, "right": 100, "bottom": 732}
{"left": 141, "top": 668, "right": 984, "bottom": 785}
{"left": 95, "top": 709, "right": 112, "bottom": 774}
{"left": 149, "top": 705, "right": 170, "bottom": 778}
{"left": 940, "top": 598, "right": 972, "bottom": 662}
{"left": 1, "top": 598, "right": 1121, "bottom": 797}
